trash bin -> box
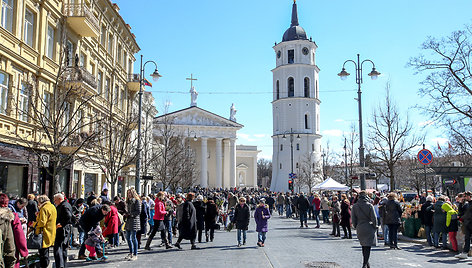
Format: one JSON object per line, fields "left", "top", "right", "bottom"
{"left": 402, "top": 217, "right": 422, "bottom": 238}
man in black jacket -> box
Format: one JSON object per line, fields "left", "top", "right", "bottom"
{"left": 231, "top": 197, "right": 250, "bottom": 247}
{"left": 297, "top": 193, "right": 310, "bottom": 228}
{"left": 53, "top": 193, "right": 73, "bottom": 268}
{"left": 77, "top": 204, "right": 111, "bottom": 259}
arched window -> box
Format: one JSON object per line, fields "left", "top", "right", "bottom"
{"left": 316, "top": 80, "right": 319, "bottom": 98}
{"left": 296, "top": 162, "right": 299, "bottom": 168}
{"left": 288, "top": 77, "right": 294, "bottom": 97}
{"left": 276, "top": 80, "right": 280, "bottom": 100}
{"left": 304, "top": 77, "right": 310, "bottom": 97}
{"left": 305, "top": 114, "right": 309, "bottom": 129}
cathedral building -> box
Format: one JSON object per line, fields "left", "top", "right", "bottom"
{"left": 270, "top": 1, "right": 322, "bottom": 192}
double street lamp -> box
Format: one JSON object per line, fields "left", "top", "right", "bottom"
{"left": 135, "top": 55, "right": 162, "bottom": 194}
{"left": 282, "top": 128, "right": 300, "bottom": 178}
{"left": 338, "top": 54, "right": 380, "bottom": 190}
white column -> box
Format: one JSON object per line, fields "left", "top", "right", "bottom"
{"left": 230, "top": 138, "right": 236, "bottom": 187}
{"left": 201, "top": 137, "right": 208, "bottom": 188}
{"left": 223, "top": 139, "right": 230, "bottom": 188}
{"left": 215, "top": 138, "right": 223, "bottom": 188}
{"left": 253, "top": 155, "right": 258, "bottom": 188}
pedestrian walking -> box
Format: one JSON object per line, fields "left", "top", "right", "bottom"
{"left": 145, "top": 191, "right": 171, "bottom": 250}
{"left": 254, "top": 198, "right": 271, "bottom": 247}
{"left": 442, "top": 201, "right": 458, "bottom": 252}
{"left": 321, "top": 195, "right": 330, "bottom": 224}
{"left": 232, "top": 197, "right": 250, "bottom": 247}
{"left": 330, "top": 196, "right": 341, "bottom": 237}
{"left": 0, "top": 194, "right": 16, "bottom": 268}
{"left": 34, "top": 195, "right": 57, "bottom": 268}
{"left": 124, "top": 188, "right": 141, "bottom": 261}
{"left": 352, "top": 191, "right": 377, "bottom": 268}
{"left": 340, "top": 194, "right": 352, "bottom": 239}
{"left": 204, "top": 199, "right": 219, "bottom": 242}
{"left": 193, "top": 195, "right": 206, "bottom": 243}
{"left": 174, "top": 192, "right": 198, "bottom": 250}
{"left": 431, "top": 196, "right": 448, "bottom": 249}
{"left": 53, "top": 193, "right": 73, "bottom": 268}
{"left": 313, "top": 194, "right": 321, "bottom": 228}
{"left": 297, "top": 193, "right": 310, "bottom": 228}
{"left": 420, "top": 196, "right": 434, "bottom": 247}
{"left": 383, "top": 192, "right": 403, "bottom": 250}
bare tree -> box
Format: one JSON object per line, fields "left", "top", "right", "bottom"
{"left": 257, "top": 158, "right": 272, "bottom": 187}
{"left": 367, "top": 83, "right": 424, "bottom": 190}
{"left": 408, "top": 25, "right": 472, "bottom": 155}
{"left": 342, "top": 124, "right": 359, "bottom": 188}
{"left": 297, "top": 152, "right": 322, "bottom": 193}
{"left": 321, "top": 141, "right": 336, "bottom": 179}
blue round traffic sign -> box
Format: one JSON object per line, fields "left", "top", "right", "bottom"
{"left": 417, "top": 149, "right": 433, "bottom": 165}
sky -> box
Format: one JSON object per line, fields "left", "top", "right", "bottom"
{"left": 114, "top": 0, "right": 472, "bottom": 160}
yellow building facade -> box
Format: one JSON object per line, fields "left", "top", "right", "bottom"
{"left": 0, "top": 0, "right": 142, "bottom": 198}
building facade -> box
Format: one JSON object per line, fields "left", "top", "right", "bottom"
{"left": 270, "top": 2, "right": 322, "bottom": 192}
{"left": 0, "top": 0, "right": 146, "bottom": 198}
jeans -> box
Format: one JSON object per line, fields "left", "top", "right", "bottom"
{"left": 126, "top": 230, "right": 138, "bottom": 255}
{"left": 313, "top": 210, "right": 320, "bottom": 226}
{"left": 425, "top": 225, "right": 433, "bottom": 246}
{"left": 383, "top": 224, "right": 389, "bottom": 245}
{"left": 433, "top": 232, "right": 447, "bottom": 248}
{"left": 286, "top": 205, "right": 292, "bottom": 218}
{"left": 165, "top": 219, "right": 173, "bottom": 244}
{"left": 277, "top": 204, "right": 284, "bottom": 215}
{"left": 237, "top": 229, "right": 247, "bottom": 244}
{"left": 322, "top": 210, "right": 330, "bottom": 223}
{"left": 299, "top": 210, "right": 308, "bottom": 226}
{"left": 258, "top": 232, "right": 266, "bottom": 243}
{"left": 387, "top": 224, "right": 400, "bottom": 247}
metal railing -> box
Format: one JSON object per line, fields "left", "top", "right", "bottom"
{"left": 62, "top": 66, "right": 97, "bottom": 90}
{"left": 63, "top": 3, "right": 99, "bottom": 33}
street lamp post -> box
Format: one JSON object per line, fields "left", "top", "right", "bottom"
{"left": 136, "top": 55, "right": 162, "bottom": 194}
{"left": 344, "top": 137, "right": 349, "bottom": 189}
{"left": 282, "top": 128, "right": 300, "bottom": 186}
{"left": 338, "top": 54, "right": 380, "bottom": 190}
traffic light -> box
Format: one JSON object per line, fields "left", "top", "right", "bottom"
{"left": 288, "top": 179, "right": 293, "bottom": 191}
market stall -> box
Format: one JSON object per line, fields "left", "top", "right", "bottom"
{"left": 313, "top": 178, "right": 350, "bottom": 191}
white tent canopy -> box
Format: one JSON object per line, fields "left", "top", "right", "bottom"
{"left": 313, "top": 177, "right": 350, "bottom": 191}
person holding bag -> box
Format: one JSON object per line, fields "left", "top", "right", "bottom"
{"left": 254, "top": 198, "right": 271, "bottom": 247}
{"left": 33, "top": 195, "right": 57, "bottom": 268}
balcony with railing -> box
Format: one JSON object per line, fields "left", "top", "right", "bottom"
{"left": 62, "top": 66, "right": 97, "bottom": 93}
{"left": 63, "top": 3, "right": 99, "bottom": 37}
{"left": 127, "top": 74, "right": 141, "bottom": 92}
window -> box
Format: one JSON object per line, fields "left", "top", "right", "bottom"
{"left": 304, "top": 77, "right": 310, "bottom": 97}
{"left": 97, "top": 71, "right": 103, "bottom": 94}
{"left": 43, "top": 91, "right": 51, "bottom": 125}
{"left": 19, "top": 83, "right": 29, "bottom": 121}
{"left": 305, "top": 114, "right": 309, "bottom": 129}
{"left": 114, "top": 85, "right": 119, "bottom": 105}
{"left": 24, "top": 8, "right": 35, "bottom": 47}
{"left": 79, "top": 53, "right": 86, "bottom": 67}
{"left": 288, "top": 77, "right": 294, "bottom": 97}
{"left": 107, "top": 34, "right": 113, "bottom": 53}
{"left": 280, "top": 163, "right": 282, "bottom": 169}
{"left": 117, "top": 44, "right": 122, "bottom": 64}
{"left": 312, "top": 144, "right": 315, "bottom": 152}
{"left": 296, "top": 162, "right": 299, "bottom": 168}
{"left": 66, "top": 40, "right": 73, "bottom": 66}
{"left": 296, "top": 143, "right": 300, "bottom": 150}
{"left": 120, "top": 89, "right": 125, "bottom": 109}
{"left": 104, "top": 77, "right": 110, "bottom": 100}
{"left": 100, "top": 25, "right": 106, "bottom": 46}
{"left": 46, "top": 25, "right": 55, "bottom": 59}
{"left": 0, "top": 72, "right": 8, "bottom": 114}
{"left": 280, "top": 144, "right": 283, "bottom": 151}
{"left": 276, "top": 80, "right": 279, "bottom": 100}
{"left": 288, "top": 49, "right": 294, "bottom": 64}
{"left": 1, "top": 0, "right": 14, "bottom": 32}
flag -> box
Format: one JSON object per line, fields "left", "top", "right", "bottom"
{"left": 448, "top": 142, "right": 453, "bottom": 150}
{"left": 437, "top": 142, "right": 441, "bottom": 150}
{"left": 143, "top": 78, "right": 152, "bottom": 87}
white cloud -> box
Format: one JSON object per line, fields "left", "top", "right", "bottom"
{"left": 253, "top": 134, "right": 266, "bottom": 138}
{"left": 322, "top": 129, "right": 343, "bottom": 137}
{"left": 418, "top": 120, "right": 434, "bottom": 127}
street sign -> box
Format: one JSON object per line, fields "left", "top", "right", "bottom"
{"left": 289, "top": 173, "right": 297, "bottom": 179}
{"left": 443, "top": 179, "right": 457, "bottom": 185}
{"left": 417, "top": 149, "right": 433, "bottom": 165}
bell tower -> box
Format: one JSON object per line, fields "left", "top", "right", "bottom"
{"left": 270, "top": 1, "right": 322, "bottom": 192}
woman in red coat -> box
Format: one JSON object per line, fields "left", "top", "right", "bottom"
{"left": 1, "top": 194, "right": 28, "bottom": 268}
{"left": 103, "top": 203, "right": 120, "bottom": 247}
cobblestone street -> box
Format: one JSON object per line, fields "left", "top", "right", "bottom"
{"left": 67, "top": 215, "right": 467, "bottom": 268}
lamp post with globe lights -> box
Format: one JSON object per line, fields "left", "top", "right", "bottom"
{"left": 136, "top": 55, "right": 162, "bottom": 194}
{"left": 338, "top": 54, "right": 380, "bottom": 190}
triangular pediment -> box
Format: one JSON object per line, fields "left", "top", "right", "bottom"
{"left": 155, "top": 107, "right": 243, "bottom": 128}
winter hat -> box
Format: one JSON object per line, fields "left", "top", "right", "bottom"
{"left": 259, "top": 198, "right": 266, "bottom": 204}
{"left": 0, "top": 193, "right": 9, "bottom": 207}
{"left": 197, "top": 195, "right": 204, "bottom": 201}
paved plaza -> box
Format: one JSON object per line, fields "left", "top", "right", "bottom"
{"left": 66, "top": 214, "right": 469, "bottom": 268}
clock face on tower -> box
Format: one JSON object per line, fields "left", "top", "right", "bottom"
{"left": 302, "top": 47, "right": 309, "bottom": 55}
{"left": 277, "top": 51, "right": 281, "bottom": 58}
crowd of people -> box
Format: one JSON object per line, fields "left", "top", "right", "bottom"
{"left": 1, "top": 187, "right": 472, "bottom": 268}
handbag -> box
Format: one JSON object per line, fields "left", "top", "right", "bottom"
{"left": 27, "top": 227, "right": 43, "bottom": 249}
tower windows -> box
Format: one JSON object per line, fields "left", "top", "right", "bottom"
{"left": 296, "top": 162, "right": 299, "bottom": 168}
{"left": 288, "top": 49, "right": 294, "bottom": 64}
{"left": 288, "top": 77, "right": 294, "bottom": 97}
{"left": 305, "top": 114, "right": 309, "bottom": 129}
{"left": 312, "top": 144, "right": 315, "bottom": 152}
{"left": 280, "top": 163, "right": 282, "bottom": 169}
{"left": 304, "top": 77, "right": 310, "bottom": 97}
{"left": 276, "top": 80, "right": 280, "bottom": 100}
{"left": 296, "top": 143, "right": 300, "bottom": 150}
{"left": 280, "top": 144, "right": 283, "bottom": 151}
